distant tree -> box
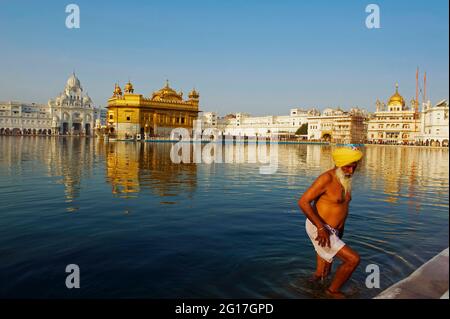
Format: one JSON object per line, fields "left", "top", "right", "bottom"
{"left": 296, "top": 123, "right": 308, "bottom": 135}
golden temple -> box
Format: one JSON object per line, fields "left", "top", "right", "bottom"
{"left": 107, "top": 80, "right": 200, "bottom": 139}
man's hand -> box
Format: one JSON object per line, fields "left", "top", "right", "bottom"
{"left": 315, "top": 227, "right": 331, "bottom": 248}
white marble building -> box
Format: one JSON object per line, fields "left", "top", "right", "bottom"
{"left": 367, "top": 84, "right": 421, "bottom": 145}
{"left": 416, "top": 99, "right": 449, "bottom": 146}
{"left": 48, "top": 73, "right": 96, "bottom": 135}
{"left": 0, "top": 101, "right": 52, "bottom": 135}
{"left": 201, "top": 108, "right": 320, "bottom": 138}
{"left": 0, "top": 73, "right": 97, "bottom": 136}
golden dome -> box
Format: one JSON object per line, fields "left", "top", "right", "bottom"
{"left": 388, "top": 83, "right": 405, "bottom": 107}
{"left": 113, "top": 83, "right": 122, "bottom": 96}
{"left": 151, "top": 80, "right": 183, "bottom": 101}
{"left": 189, "top": 88, "right": 199, "bottom": 99}
{"left": 124, "top": 81, "right": 134, "bottom": 93}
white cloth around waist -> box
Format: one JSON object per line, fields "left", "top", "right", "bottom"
{"left": 305, "top": 218, "right": 346, "bottom": 263}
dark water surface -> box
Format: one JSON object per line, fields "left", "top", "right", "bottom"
{"left": 0, "top": 136, "right": 448, "bottom": 298}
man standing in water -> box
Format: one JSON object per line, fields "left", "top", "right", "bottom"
{"left": 298, "top": 147, "right": 363, "bottom": 298}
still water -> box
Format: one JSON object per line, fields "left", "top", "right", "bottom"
{"left": 0, "top": 136, "right": 448, "bottom": 298}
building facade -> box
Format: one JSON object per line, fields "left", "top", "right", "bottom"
{"left": 416, "top": 99, "right": 449, "bottom": 146}
{"left": 0, "top": 73, "right": 97, "bottom": 136}
{"left": 106, "top": 80, "right": 200, "bottom": 139}
{"left": 0, "top": 101, "right": 52, "bottom": 135}
{"left": 307, "top": 108, "right": 367, "bottom": 144}
{"left": 48, "top": 73, "right": 96, "bottom": 135}
{"left": 201, "top": 108, "right": 320, "bottom": 138}
{"left": 367, "top": 84, "right": 420, "bottom": 145}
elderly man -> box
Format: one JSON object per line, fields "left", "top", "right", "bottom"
{"left": 298, "top": 147, "right": 363, "bottom": 298}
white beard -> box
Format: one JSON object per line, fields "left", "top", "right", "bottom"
{"left": 335, "top": 167, "right": 352, "bottom": 196}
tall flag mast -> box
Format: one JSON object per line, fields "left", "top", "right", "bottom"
{"left": 424, "top": 71, "right": 427, "bottom": 104}
{"left": 415, "top": 67, "right": 419, "bottom": 119}
{"left": 416, "top": 67, "right": 419, "bottom": 113}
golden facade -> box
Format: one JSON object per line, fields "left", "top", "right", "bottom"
{"left": 107, "top": 80, "right": 200, "bottom": 139}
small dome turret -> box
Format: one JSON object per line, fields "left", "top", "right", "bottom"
{"left": 124, "top": 81, "right": 134, "bottom": 94}
{"left": 113, "top": 83, "right": 122, "bottom": 97}
{"left": 188, "top": 88, "right": 199, "bottom": 100}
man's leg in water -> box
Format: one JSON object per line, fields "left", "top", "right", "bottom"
{"left": 313, "top": 254, "right": 332, "bottom": 280}
{"left": 326, "top": 245, "right": 360, "bottom": 297}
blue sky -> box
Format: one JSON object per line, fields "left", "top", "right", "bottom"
{"left": 0, "top": 0, "right": 448, "bottom": 115}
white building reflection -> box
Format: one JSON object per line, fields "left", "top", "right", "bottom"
{"left": 0, "top": 136, "right": 97, "bottom": 211}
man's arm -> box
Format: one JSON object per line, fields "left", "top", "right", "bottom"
{"left": 298, "top": 173, "right": 332, "bottom": 247}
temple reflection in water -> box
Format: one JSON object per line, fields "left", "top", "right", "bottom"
{"left": 0, "top": 136, "right": 97, "bottom": 211}
{"left": 102, "top": 141, "right": 198, "bottom": 199}
{"left": 0, "top": 136, "right": 448, "bottom": 211}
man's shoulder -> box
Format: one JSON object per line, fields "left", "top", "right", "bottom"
{"left": 317, "top": 169, "right": 335, "bottom": 184}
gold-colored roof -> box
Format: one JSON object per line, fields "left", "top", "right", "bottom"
{"left": 388, "top": 83, "right": 405, "bottom": 107}
{"left": 151, "top": 80, "right": 183, "bottom": 101}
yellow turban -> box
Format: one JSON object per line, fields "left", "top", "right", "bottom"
{"left": 332, "top": 147, "right": 363, "bottom": 167}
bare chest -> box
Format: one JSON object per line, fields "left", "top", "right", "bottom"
{"left": 322, "top": 182, "right": 352, "bottom": 204}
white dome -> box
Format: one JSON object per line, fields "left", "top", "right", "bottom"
{"left": 66, "top": 73, "right": 81, "bottom": 89}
